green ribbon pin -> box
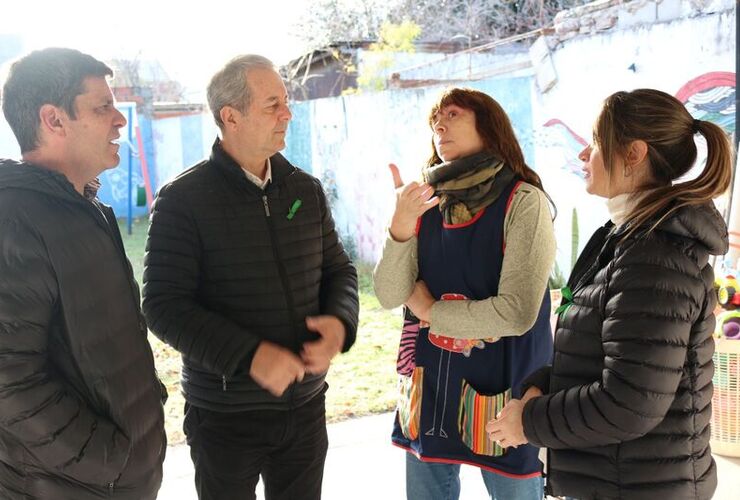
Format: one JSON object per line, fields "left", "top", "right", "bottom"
{"left": 554, "top": 286, "right": 573, "bottom": 316}
{"left": 286, "top": 199, "right": 302, "bottom": 220}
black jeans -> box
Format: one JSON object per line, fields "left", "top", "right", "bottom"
{"left": 183, "top": 394, "right": 328, "bottom": 500}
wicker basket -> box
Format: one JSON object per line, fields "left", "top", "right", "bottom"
{"left": 711, "top": 337, "right": 740, "bottom": 457}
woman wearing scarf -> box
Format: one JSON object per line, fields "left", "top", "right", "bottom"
{"left": 487, "top": 89, "right": 731, "bottom": 500}
{"left": 374, "top": 87, "right": 556, "bottom": 500}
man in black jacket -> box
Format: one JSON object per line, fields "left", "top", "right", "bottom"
{"left": 143, "top": 54, "right": 359, "bottom": 500}
{"left": 0, "top": 48, "right": 166, "bottom": 499}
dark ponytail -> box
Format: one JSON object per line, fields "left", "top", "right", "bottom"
{"left": 595, "top": 89, "right": 732, "bottom": 235}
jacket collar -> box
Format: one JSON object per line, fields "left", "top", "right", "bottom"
{"left": 0, "top": 158, "right": 96, "bottom": 204}
{"left": 209, "top": 138, "right": 296, "bottom": 193}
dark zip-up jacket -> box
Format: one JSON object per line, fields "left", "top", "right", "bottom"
{"left": 521, "top": 202, "right": 725, "bottom": 499}
{"left": 0, "top": 160, "right": 166, "bottom": 499}
{"left": 143, "top": 140, "right": 359, "bottom": 412}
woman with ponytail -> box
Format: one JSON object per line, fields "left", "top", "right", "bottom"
{"left": 374, "top": 88, "right": 556, "bottom": 499}
{"left": 488, "top": 88, "right": 732, "bottom": 500}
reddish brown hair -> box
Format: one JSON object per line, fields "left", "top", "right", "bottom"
{"left": 426, "top": 87, "right": 544, "bottom": 190}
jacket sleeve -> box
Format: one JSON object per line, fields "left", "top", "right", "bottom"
{"left": 0, "top": 218, "right": 130, "bottom": 486}
{"left": 314, "top": 180, "right": 359, "bottom": 352}
{"left": 520, "top": 365, "right": 551, "bottom": 395}
{"left": 522, "top": 237, "right": 706, "bottom": 449}
{"left": 142, "top": 184, "right": 262, "bottom": 376}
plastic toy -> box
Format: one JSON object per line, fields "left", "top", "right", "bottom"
{"left": 717, "top": 310, "right": 740, "bottom": 340}
{"left": 716, "top": 275, "right": 740, "bottom": 309}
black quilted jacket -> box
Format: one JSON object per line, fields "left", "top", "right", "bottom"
{"left": 143, "top": 140, "right": 358, "bottom": 412}
{"left": 522, "top": 202, "right": 726, "bottom": 500}
{"left": 0, "top": 160, "right": 166, "bottom": 499}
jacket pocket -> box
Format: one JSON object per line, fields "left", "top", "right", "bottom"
{"left": 458, "top": 380, "right": 510, "bottom": 457}
{"left": 397, "top": 366, "right": 424, "bottom": 440}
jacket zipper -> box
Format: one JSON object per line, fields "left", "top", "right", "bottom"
{"left": 569, "top": 229, "right": 616, "bottom": 297}
{"left": 108, "top": 482, "right": 115, "bottom": 496}
{"left": 261, "top": 194, "right": 299, "bottom": 401}
{"left": 91, "top": 202, "right": 163, "bottom": 399}
{"left": 219, "top": 196, "right": 274, "bottom": 394}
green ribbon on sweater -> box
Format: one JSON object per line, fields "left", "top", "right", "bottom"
{"left": 554, "top": 286, "right": 573, "bottom": 316}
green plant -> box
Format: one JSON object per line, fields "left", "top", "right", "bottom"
{"left": 356, "top": 20, "right": 421, "bottom": 92}
{"left": 548, "top": 260, "right": 566, "bottom": 290}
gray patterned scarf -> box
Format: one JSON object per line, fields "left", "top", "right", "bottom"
{"left": 422, "top": 152, "right": 515, "bottom": 224}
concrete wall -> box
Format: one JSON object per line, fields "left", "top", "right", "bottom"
{"left": 280, "top": 1, "right": 735, "bottom": 270}
{"left": 95, "top": 103, "right": 149, "bottom": 219}
{"left": 530, "top": 0, "right": 735, "bottom": 275}
{"left": 281, "top": 76, "right": 535, "bottom": 263}
{"left": 0, "top": 0, "right": 733, "bottom": 264}
{"left": 148, "top": 112, "right": 217, "bottom": 189}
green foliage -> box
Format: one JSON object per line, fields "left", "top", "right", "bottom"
{"left": 548, "top": 260, "right": 566, "bottom": 290}
{"left": 372, "top": 20, "right": 422, "bottom": 52}
{"left": 356, "top": 20, "right": 421, "bottom": 92}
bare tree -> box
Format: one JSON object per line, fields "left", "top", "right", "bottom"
{"left": 394, "top": 0, "right": 591, "bottom": 43}
{"left": 294, "top": 0, "right": 398, "bottom": 49}
{"left": 294, "top": 0, "right": 590, "bottom": 48}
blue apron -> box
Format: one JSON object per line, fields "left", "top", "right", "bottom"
{"left": 392, "top": 178, "right": 553, "bottom": 477}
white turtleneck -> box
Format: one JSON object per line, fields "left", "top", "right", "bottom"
{"left": 606, "top": 191, "right": 652, "bottom": 226}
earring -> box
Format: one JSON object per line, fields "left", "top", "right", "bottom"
{"left": 624, "top": 166, "right": 632, "bottom": 178}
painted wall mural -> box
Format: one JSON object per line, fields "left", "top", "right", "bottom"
{"left": 282, "top": 77, "right": 535, "bottom": 265}
{"left": 539, "top": 70, "right": 735, "bottom": 278}
{"left": 542, "top": 118, "right": 587, "bottom": 179}
{"left": 677, "top": 71, "right": 735, "bottom": 134}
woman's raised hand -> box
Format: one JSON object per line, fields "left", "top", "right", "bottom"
{"left": 388, "top": 163, "right": 439, "bottom": 242}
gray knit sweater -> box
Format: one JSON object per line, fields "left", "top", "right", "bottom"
{"left": 374, "top": 182, "right": 556, "bottom": 339}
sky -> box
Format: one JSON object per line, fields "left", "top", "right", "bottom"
{"left": 2, "top": 0, "right": 313, "bottom": 101}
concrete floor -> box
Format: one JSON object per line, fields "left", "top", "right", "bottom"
{"left": 158, "top": 412, "right": 740, "bottom": 499}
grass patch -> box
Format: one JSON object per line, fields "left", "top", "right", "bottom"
{"left": 119, "top": 218, "right": 399, "bottom": 444}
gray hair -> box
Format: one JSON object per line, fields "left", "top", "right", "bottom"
{"left": 207, "top": 54, "right": 275, "bottom": 129}
{"left": 2, "top": 47, "right": 112, "bottom": 153}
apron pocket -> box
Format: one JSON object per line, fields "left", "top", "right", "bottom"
{"left": 397, "top": 366, "right": 424, "bottom": 440}
{"left": 458, "top": 380, "right": 511, "bottom": 457}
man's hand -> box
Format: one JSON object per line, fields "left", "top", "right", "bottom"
{"left": 486, "top": 398, "right": 528, "bottom": 449}
{"left": 405, "top": 280, "right": 435, "bottom": 323}
{"left": 388, "top": 163, "right": 439, "bottom": 242}
{"left": 301, "top": 315, "right": 346, "bottom": 374}
{"left": 249, "top": 341, "right": 306, "bottom": 397}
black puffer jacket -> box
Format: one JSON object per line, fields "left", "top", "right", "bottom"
{"left": 522, "top": 202, "right": 725, "bottom": 500}
{"left": 0, "top": 160, "right": 166, "bottom": 499}
{"left": 143, "top": 140, "right": 359, "bottom": 412}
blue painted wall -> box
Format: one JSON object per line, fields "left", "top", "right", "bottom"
{"left": 281, "top": 75, "right": 536, "bottom": 263}
{"left": 283, "top": 102, "right": 313, "bottom": 174}
{"left": 180, "top": 113, "right": 205, "bottom": 167}
{"left": 97, "top": 103, "right": 148, "bottom": 219}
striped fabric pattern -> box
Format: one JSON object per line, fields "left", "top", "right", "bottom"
{"left": 398, "top": 367, "right": 424, "bottom": 440}
{"left": 458, "top": 381, "right": 511, "bottom": 457}
{"left": 396, "top": 317, "right": 420, "bottom": 376}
